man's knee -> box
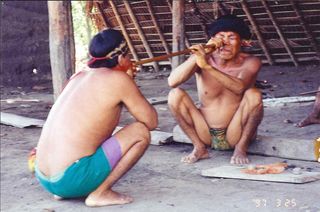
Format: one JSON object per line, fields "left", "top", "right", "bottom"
{"left": 131, "top": 122, "right": 151, "bottom": 145}
{"left": 168, "top": 88, "right": 185, "bottom": 108}
{"left": 244, "top": 88, "right": 263, "bottom": 108}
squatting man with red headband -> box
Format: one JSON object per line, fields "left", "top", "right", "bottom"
{"left": 35, "top": 29, "right": 158, "bottom": 207}
{"left": 168, "top": 14, "right": 263, "bottom": 165}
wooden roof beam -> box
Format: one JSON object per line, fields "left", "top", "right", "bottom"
{"left": 218, "top": 1, "right": 228, "bottom": 16}
{"left": 190, "top": 0, "right": 209, "bottom": 40}
{"left": 109, "top": 0, "right": 139, "bottom": 62}
{"left": 240, "top": 0, "right": 274, "bottom": 65}
{"left": 261, "top": 0, "right": 298, "bottom": 66}
{"left": 123, "top": 0, "right": 160, "bottom": 71}
{"left": 95, "top": 2, "right": 112, "bottom": 28}
{"left": 290, "top": 0, "right": 320, "bottom": 59}
{"left": 166, "top": 0, "right": 172, "bottom": 13}
{"left": 145, "top": 0, "right": 171, "bottom": 58}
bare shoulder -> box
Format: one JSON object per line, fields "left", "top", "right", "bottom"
{"left": 242, "top": 54, "right": 262, "bottom": 72}
{"left": 92, "top": 69, "right": 135, "bottom": 87}
{"left": 82, "top": 69, "right": 138, "bottom": 100}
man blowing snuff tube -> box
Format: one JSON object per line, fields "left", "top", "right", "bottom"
{"left": 168, "top": 14, "right": 263, "bottom": 165}
{"left": 35, "top": 29, "right": 158, "bottom": 207}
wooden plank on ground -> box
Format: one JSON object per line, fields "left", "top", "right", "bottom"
{"left": 1, "top": 98, "right": 40, "bottom": 103}
{"left": 248, "top": 135, "right": 316, "bottom": 161}
{"left": 173, "top": 125, "right": 317, "bottom": 161}
{"left": 201, "top": 165, "right": 320, "bottom": 184}
{"left": 114, "top": 126, "right": 172, "bottom": 145}
{"left": 147, "top": 96, "right": 167, "bottom": 105}
{"left": 263, "top": 96, "right": 315, "bottom": 107}
{"left": 0, "top": 112, "right": 45, "bottom": 128}
{"left": 172, "top": 125, "right": 192, "bottom": 144}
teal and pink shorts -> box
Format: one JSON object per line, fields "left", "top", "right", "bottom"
{"left": 35, "top": 136, "right": 122, "bottom": 198}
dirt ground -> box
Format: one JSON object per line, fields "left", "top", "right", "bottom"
{"left": 1, "top": 65, "right": 320, "bottom": 212}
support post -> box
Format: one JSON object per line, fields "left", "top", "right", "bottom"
{"left": 48, "top": 1, "right": 75, "bottom": 100}
{"left": 167, "top": 0, "right": 190, "bottom": 48}
{"left": 172, "top": 0, "right": 185, "bottom": 69}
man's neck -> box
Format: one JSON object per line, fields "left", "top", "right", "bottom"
{"left": 212, "top": 53, "right": 242, "bottom": 68}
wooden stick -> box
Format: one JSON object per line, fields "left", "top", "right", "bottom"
{"left": 299, "top": 90, "right": 320, "bottom": 95}
{"left": 134, "top": 43, "right": 219, "bottom": 65}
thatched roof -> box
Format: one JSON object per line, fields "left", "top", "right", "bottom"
{"left": 87, "top": 0, "right": 320, "bottom": 67}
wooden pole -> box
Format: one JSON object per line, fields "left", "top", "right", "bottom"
{"left": 81, "top": 1, "right": 92, "bottom": 59}
{"left": 145, "top": 0, "right": 171, "bottom": 59}
{"left": 109, "top": 0, "right": 139, "bottom": 61}
{"left": 172, "top": 0, "right": 185, "bottom": 69}
{"left": 48, "top": 1, "right": 75, "bottom": 100}
{"left": 261, "top": 0, "right": 298, "bottom": 66}
{"left": 135, "top": 43, "right": 220, "bottom": 65}
{"left": 241, "top": 0, "right": 273, "bottom": 65}
{"left": 123, "top": 0, "right": 160, "bottom": 71}
{"left": 299, "top": 90, "right": 320, "bottom": 95}
{"left": 167, "top": 0, "right": 190, "bottom": 48}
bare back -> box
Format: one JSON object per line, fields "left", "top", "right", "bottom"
{"left": 37, "top": 68, "right": 156, "bottom": 176}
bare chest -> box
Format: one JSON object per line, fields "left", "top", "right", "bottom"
{"left": 196, "top": 68, "right": 239, "bottom": 92}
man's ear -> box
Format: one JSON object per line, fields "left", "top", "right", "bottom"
{"left": 117, "top": 54, "right": 124, "bottom": 66}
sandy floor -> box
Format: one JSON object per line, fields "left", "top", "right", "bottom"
{"left": 1, "top": 65, "right": 320, "bottom": 211}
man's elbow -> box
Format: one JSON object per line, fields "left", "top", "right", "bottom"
{"left": 167, "top": 76, "right": 174, "bottom": 88}
{"left": 168, "top": 76, "right": 178, "bottom": 88}
{"left": 229, "top": 82, "right": 247, "bottom": 96}
{"left": 149, "top": 120, "right": 158, "bottom": 131}
{"left": 234, "top": 82, "right": 246, "bottom": 95}
{"left": 147, "top": 115, "right": 158, "bottom": 130}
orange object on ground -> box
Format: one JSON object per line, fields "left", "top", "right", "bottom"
{"left": 242, "top": 162, "right": 288, "bottom": 175}
{"left": 28, "top": 147, "right": 37, "bottom": 173}
{"left": 314, "top": 137, "right": 320, "bottom": 161}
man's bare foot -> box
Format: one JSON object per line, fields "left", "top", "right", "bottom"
{"left": 296, "top": 116, "right": 320, "bottom": 128}
{"left": 181, "top": 148, "right": 210, "bottom": 164}
{"left": 230, "top": 149, "right": 249, "bottom": 165}
{"left": 85, "top": 189, "right": 133, "bottom": 207}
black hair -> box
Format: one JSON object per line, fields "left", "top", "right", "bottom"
{"left": 207, "top": 14, "right": 251, "bottom": 40}
{"left": 87, "top": 29, "right": 125, "bottom": 68}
